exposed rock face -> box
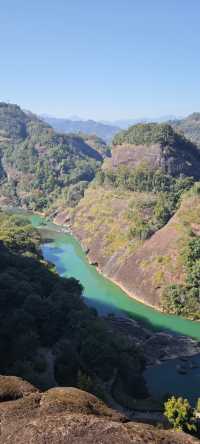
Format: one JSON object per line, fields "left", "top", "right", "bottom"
{"left": 0, "top": 375, "right": 38, "bottom": 401}
{"left": 108, "top": 122, "right": 200, "bottom": 179}
{"left": 105, "top": 141, "right": 200, "bottom": 179}
{"left": 0, "top": 376, "right": 198, "bottom": 444}
{"left": 105, "top": 317, "right": 200, "bottom": 366}
{"left": 72, "top": 187, "right": 200, "bottom": 310}
{"left": 109, "top": 214, "right": 180, "bottom": 308}
{"left": 53, "top": 209, "right": 71, "bottom": 225}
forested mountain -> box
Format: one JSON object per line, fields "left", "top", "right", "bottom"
{"left": 74, "top": 132, "right": 111, "bottom": 158}
{"left": 70, "top": 122, "right": 200, "bottom": 319}
{"left": 170, "top": 113, "right": 200, "bottom": 149}
{"left": 111, "top": 123, "right": 200, "bottom": 179}
{"left": 1, "top": 106, "right": 200, "bottom": 440}
{"left": 0, "top": 103, "right": 103, "bottom": 210}
{"left": 40, "top": 115, "right": 120, "bottom": 143}
{"left": 1, "top": 104, "right": 200, "bottom": 320}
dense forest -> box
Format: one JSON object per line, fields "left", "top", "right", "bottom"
{"left": 0, "top": 103, "right": 104, "bottom": 210}
{"left": 0, "top": 211, "right": 146, "bottom": 401}
{"left": 112, "top": 122, "right": 195, "bottom": 148}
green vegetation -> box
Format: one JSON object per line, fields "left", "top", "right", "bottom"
{"left": 96, "top": 165, "right": 193, "bottom": 240}
{"left": 77, "top": 133, "right": 111, "bottom": 158}
{"left": 0, "top": 212, "right": 40, "bottom": 253}
{"left": 72, "top": 176, "right": 200, "bottom": 316}
{"left": 0, "top": 103, "right": 103, "bottom": 211}
{"left": 162, "top": 237, "right": 200, "bottom": 319}
{"left": 112, "top": 122, "right": 200, "bottom": 180}
{"left": 196, "top": 398, "right": 200, "bottom": 413}
{"left": 0, "top": 211, "right": 146, "bottom": 402}
{"left": 164, "top": 396, "right": 197, "bottom": 434}
{"left": 113, "top": 122, "right": 191, "bottom": 147}
{"left": 97, "top": 164, "right": 194, "bottom": 195}
{"left": 171, "top": 113, "right": 200, "bottom": 149}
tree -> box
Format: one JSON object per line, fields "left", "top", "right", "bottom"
{"left": 164, "top": 396, "right": 196, "bottom": 433}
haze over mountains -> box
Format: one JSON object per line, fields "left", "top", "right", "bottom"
{"left": 40, "top": 114, "right": 181, "bottom": 143}
{"left": 102, "top": 115, "right": 181, "bottom": 129}
{"left": 40, "top": 115, "right": 120, "bottom": 143}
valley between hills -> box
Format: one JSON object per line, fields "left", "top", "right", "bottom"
{"left": 1, "top": 102, "right": 200, "bottom": 441}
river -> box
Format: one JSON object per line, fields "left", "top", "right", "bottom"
{"left": 29, "top": 213, "right": 200, "bottom": 404}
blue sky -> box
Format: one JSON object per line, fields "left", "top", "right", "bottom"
{"left": 1, "top": 0, "right": 200, "bottom": 120}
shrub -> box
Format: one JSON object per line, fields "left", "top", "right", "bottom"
{"left": 164, "top": 396, "right": 197, "bottom": 434}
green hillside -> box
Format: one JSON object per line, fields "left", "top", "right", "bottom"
{"left": 0, "top": 103, "right": 103, "bottom": 211}
{"left": 171, "top": 113, "right": 200, "bottom": 149}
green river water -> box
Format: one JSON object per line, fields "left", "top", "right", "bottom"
{"left": 30, "top": 214, "right": 200, "bottom": 339}
{"left": 29, "top": 213, "right": 200, "bottom": 404}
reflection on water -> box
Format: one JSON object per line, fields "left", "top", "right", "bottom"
{"left": 145, "top": 354, "right": 200, "bottom": 405}
{"left": 31, "top": 213, "right": 200, "bottom": 403}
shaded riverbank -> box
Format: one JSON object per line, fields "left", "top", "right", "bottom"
{"left": 31, "top": 215, "right": 200, "bottom": 404}
{"left": 5, "top": 209, "right": 200, "bottom": 404}
{"left": 27, "top": 212, "right": 200, "bottom": 340}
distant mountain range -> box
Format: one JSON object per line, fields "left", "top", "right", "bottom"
{"left": 40, "top": 114, "right": 181, "bottom": 142}
{"left": 40, "top": 115, "right": 120, "bottom": 143}
{"left": 101, "top": 115, "right": 180, "bottom": 129}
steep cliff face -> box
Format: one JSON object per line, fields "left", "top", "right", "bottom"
{"left": 0, "top": 376, "right": 198, "bottom": 444}
{"left": 71, "top": 185, "right": 200, "bottom": 310}
{"left": 107, "top": 123, "right": 200, "bottom": 179}
{"left": 69, "top": 123, "right": 200, "bottom": 313}
{"left": 105, "top": 141, "right": 200, "bottom": 178}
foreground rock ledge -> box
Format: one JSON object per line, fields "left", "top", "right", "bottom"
{"left": 0, "top": 376, "right": 198, "bottom": 444}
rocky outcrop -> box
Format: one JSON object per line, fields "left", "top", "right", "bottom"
{"left": 0, "top": 376, "right": 198, "bottom": 444}
{"left": 104, "top": 140, "right": 200, "bottom": 179}
{"left": 108, "top": 123, "right": 200, "bottom": 179}
{"left": 108, "top": 214, "right": 180, "bottom": 308}
{"left": 108, "top": 143, "right": 200, "bottom": 179}
{"left": 72, "top": 187, "right": 200, "bottom": 310}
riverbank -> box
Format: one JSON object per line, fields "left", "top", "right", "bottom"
{"left": 38, "top": 226, "right": 200, "bottom": 406}
{"left": 53, "top": 209, "right": 200, "bottom": 323}
{"left": 0, "top": 204, "right": 193, "bottom": 316}
{"left": 3, "top": 204, "right": 200, "bottom": 321}
{"left": 3, "top": 205, "right": 200, "bottom": 405}
{"left": 52, "top": 209, "right": 162, "bottom": 311}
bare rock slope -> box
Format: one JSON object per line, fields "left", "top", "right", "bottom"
{"left": 71, "top": 187, "right": 200, "bottom": 309}
{"left": 0, "top": 376, "right": 198, "bottom": 444}
{"left": 109, "top": 123, "right": 200, "bottom": 179}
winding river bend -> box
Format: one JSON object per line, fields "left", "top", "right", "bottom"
{"left": 30, "top": 214, "right": 200, "bottom": 340}
{"left": 29, "top": 213, "right": 200, "bottom": 404}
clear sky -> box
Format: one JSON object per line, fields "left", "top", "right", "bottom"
{"left": 1, "top": 0, "right": 200, "bottom": 120}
